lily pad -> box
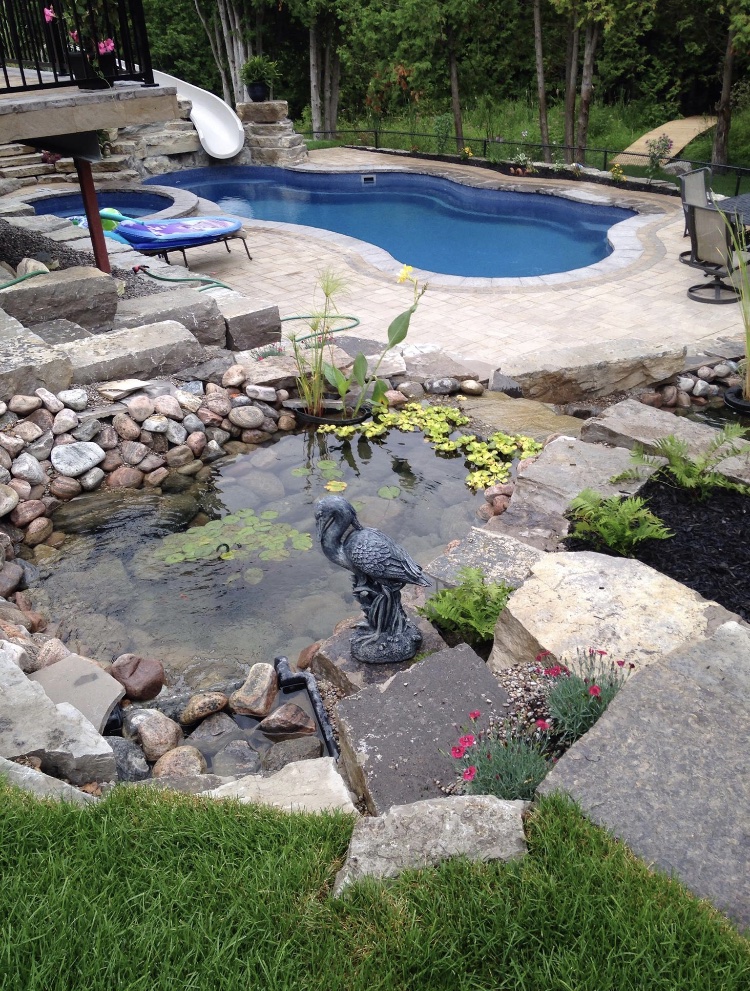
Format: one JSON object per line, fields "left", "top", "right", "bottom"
{"left": 291, "top": 466, "right": 312, "bottom": 477}
{"left": 164, "top": 553, "right": 186, "bottom": 564}
{"left": 325, "top": 480, "right": 348, "bottom": 492}
{"left": 244, "top": 567, "right": 264, "bottom": 585}
{"left": 378, "top": 485, "right": 401, "bottom": 500}
{"left": 260, "top": 510, "right": 279, "bottom": 520}
{"left": 318, "top": 459, "right": 337, "bottom": 469}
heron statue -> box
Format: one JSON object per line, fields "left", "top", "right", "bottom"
{"left": 315, "top": 495, "right": 430, "bottom": 664}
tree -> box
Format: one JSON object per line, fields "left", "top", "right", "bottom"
{"left": 713, "top": 1, "right": 750, "bottom": 166}
{"left": 191, "top": 0, "right": 275, "bottom": 105}
{"left": 533, "top": 0, "right": 552, "bottom": 161}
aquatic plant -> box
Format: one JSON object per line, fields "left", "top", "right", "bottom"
{"left": 152, "top": 509, "right": 313, "bottom": 581}
{"left": 317, "top": 403, "right": 542, "bottom": 491}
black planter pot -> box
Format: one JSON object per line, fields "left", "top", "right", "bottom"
{"left": 723, "top": 385, "right": 750, "bottom": 414}
{"left": 247, "top": 81, "right": 270, "bottom": 102}
{"left": 294, "top": 404, "right": 372, "bottom": 427}
{"left": 69, "top": 51, "right": 116, "bottom": 90}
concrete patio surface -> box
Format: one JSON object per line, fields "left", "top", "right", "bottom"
{"left": 178, "top": 149, "right": 743, "bottom": 369}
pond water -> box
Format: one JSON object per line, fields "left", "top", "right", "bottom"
{"left": 35, "top": 429, "right": 481, "bottom": 690}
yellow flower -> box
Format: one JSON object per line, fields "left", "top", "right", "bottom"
{"left": 397, "top": 265, "right": 414, "bottom": 284}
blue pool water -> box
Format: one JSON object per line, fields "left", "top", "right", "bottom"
{"left": 32, "top": 190, "right": 174, "bottom": 219}
{"left": 148, "top": 166, "right": 634, "bottom": 278}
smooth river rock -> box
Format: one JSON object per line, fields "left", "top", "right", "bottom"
{"left": 50, "top": 441, "right": 105, "bottom": 478}
{"left": 229, "top": 662, "right": 278, "bottom": 717}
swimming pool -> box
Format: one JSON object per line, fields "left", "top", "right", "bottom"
{"left": 148, "top": 166, "right": 635, "bottom": 279}
{"left": 31, "top": 189, "right": 175, "bottom": 219}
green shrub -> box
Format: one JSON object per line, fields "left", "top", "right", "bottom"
{"left": 543, "top": 648, "right": 633, "bottom": 745}
{"left": 568, "top": 488, "right": 672, "bottom": 555}
{"left": 418, "top": 566, "right": 514, "bottom": 647}
{"left": 449, "top": 714, "right": 549, "bottom": 801}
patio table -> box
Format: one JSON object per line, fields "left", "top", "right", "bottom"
{"left": 715, "top": 192, "right": 750, "bottom": 225}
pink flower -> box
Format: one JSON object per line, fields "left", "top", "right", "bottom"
{"left": 588, "top": 685, "right": 601, "bottom": 697}
{"left": 69, "top": 30, "right": 78, "bottom": 42}
{"left": 535, "top": 719, "right": 551, "bottom": 730}
{"left": 459, "top": 734, "right": 475, "bottom": 748}
{"left": 468, "top": 710, "right": 481, "bottom": 721}
{"left": 616, "top": 660, "right": 625, "bottom": 667}
{"left": 98, "top": 38, "right": 115, "bottom": 54}
{"left": 43, "top": 7, "right": 55, "bottom": 22}
{"left": 462, "top": 766, "right": 477, "bottom": 782}
{"left": 535, "top": 650, "right": 551, "bottom": 661}
{"left": 544, "top": 665, "right": 563, "bottom": 678}
{"left": 451, "top": 745, "right": 466, "bottom": 760}
{"left": 628, "top": 662, "right": 635, "bottom": 670}
{"left": 595, "top": 649, "right": 607, "bottom": 656}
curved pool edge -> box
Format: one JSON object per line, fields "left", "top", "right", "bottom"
{"left": 23, "top": 183, "right": 199, "bottom": 220}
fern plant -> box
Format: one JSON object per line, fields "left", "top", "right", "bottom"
{"left": 613, "top": 424, "right": 750, "bottom": 500}
{"left": 568, "top": 488, "right": 673, "bottom": 557}
{"left": 418, "top": 566, "right": 514, "bottom": 647}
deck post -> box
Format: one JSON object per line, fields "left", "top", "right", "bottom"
{"left": 74, "top": 158, "right": 111, "bottom": 274}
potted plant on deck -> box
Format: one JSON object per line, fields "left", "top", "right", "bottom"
{"left": 241, "top": 55, "right": 281, "bottom": 103}
{"left": 44, "top": 0, "right": 118, "bottom": 88}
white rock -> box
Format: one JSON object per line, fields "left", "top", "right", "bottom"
{"left": 676, "top": 376, "right": 695, "bottom": 394}
{"left": 79, "top": 466, "right": 105, "bottom": 491}
{"left": 245, "top": 385, "right": 278, "bottom": 402}
{"left": 52, "top": 408, "right": 79, "bottom": 435}
{"left": 203, "top": 757, "right": 357, "bottom": 814}
{"left": 56, "top": 388, "right": 88, "bottom": 411}
{"left": 35, "top": 387, "right": 64, "bottom": 413}
{"left": 141, "top": 414, "right": 169, "bottom": 434}
{"left": 10, "top": 452, "right": 45, "bottom": 485}
{"left": 50, "top": 441, "right": 106, "bottom": 478}
{"left": 97, "top": 379, "right": 152, "bottom": 401}
{"left": 165, "top": 420, "right": 187, "bottom": 446}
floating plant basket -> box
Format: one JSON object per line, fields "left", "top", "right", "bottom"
{"left": 285, "top": 400, "right": 373, "bottom": 427}
{"left": 723, "top": 386, "right": 750, "bottom": 415}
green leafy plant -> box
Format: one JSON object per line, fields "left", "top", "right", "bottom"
{"left": 567, "top": 488, "right": 673, "bottom": 556}
{"left": 541, "top": 648, "right": 633, "bottom": 745}
{"left": 418, "top": 566, "right": 514, "bottom": 647}
{"left": 433, "top": 112, "right": 453, "bottom": 154}
{"left": 241, "top": 55, "right": 280, "bottom": 90}
{"left": 448, "top": 711, "right": 549, "bottom": 801}
{"left": 615, "top": 425, "right": 750, "bottom": 499}
{"left": 645, "top": 132, "right": 673, "bottom": 178}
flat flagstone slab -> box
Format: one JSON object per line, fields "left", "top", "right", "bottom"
{"left": 579, "top": 398, "right": 745, "bottom": 459}
{"left": 202, "top": 757, "right": 357, "bottom": 814}
{"left": 424, "top": 527, "right": 542, "bottom": 589}
{"left": 510, "top": 435, "right": 658, "bottom": 518}
{"left": 29, "top": 653, "right": 125, "bottom": 733}
{"left": 0, "top": 755, "right": 97, "bottom": 804}
{"left": 333, "top": 795, "right": 528, "bottom": 895}
{"left": 495, "top": 339, "right": 686, "bottom": 403}
{"left": 460, "top": 391, "right": 583, "bottom": 442}
{"left": 490, "top": 551, "right": 736, "bottom": 673}
{"left": 337, "top": 645, "right": 507, "bottom": 815}
{"left": 538, "top": 621, "right": 750, "bottom": 932}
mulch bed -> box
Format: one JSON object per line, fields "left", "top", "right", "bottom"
{"left": 565, "top": 477, "right": 750, "bottom": 621}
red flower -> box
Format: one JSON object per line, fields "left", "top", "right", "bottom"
{"left": 628, "top": 662, "right": 635, "bottom": 670}
{"left": 588, "top": 685, "right": 602, "bottom": 697}
{"left": 451, "top": 745, "right": 466, "bottom": 759}
{"left": 459, "top": 734, "right": 476, "bottom": 748}
{"left": 595, "top": 649, "right": 607, "bottom": 656}
{"left": 544, "top": 665, "right": 563, "bottom": 678}
{"left": 462, "top": 766, "right": 477, "bottom": 782}
{"left": 535, "top": 719, "right": 551, "bottom": 730}
{"left": 616, "top": 660, "right": 625, "bottom": 667}
{"left": 535, "top": 650, "right": 552, "bottom": 661}
{"left": 469, "top": 710, "right": 481, "bottom": 721}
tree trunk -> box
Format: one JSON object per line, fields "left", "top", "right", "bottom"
{"left": 712, "top": 30, "right": 734, "bottom": 168}
{"left": 575, "top": 19, "right": 599, "bottom": 162}
{"left": 310, "top": 22, "right": 323, "bottom": 139}
{"left": 447, "top": 27, "right": 463, "bottom": 153}
{"left": 533, "top": 0, "right": 551, "bottom": 162}
{"left": 193, "top": 0, "right": 232, "bottom": 104}
{"left": 323, "top": 37, "right": 341, "bottom": 135}
{"left": 563, "top": 16, "right": 579, "bottom": 163}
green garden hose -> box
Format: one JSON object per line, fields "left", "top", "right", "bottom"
{"left": 0, "top": 271, "right": 48, "bottom": 289}
{"left": 132, "top": 264, "right": 232, "bottom": 291}
{"left": 280, "top": 313, "right": 361, "bottom": 343}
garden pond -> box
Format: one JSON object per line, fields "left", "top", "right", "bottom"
{"left": 31, "top": 424, "right": 487, "bottom": 690}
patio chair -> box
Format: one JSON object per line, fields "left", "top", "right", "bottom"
{"left": 679, "top": 167, "right": 713, "bottom": 259}
{"left": 683, "top": 203, "right": 746, "bottom": 304}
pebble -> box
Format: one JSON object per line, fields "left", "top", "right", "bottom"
{"left": 141, "top": 414, "right": 169, "bottom": 434}
{"left": 153, "top": 395, "right": 183, "bottom": 420}
{"left": 111, "top": 653, "right": 165, "bottom": 701}
{"left": 79, "top": 467, "right": 105, "bottom": 492}
{"left": 35, "top": 388, "right": 64, "bottom": 414}
{"left": 123, "top": 708, "right": 183, "bottom": 762}
{"left": 14, "top": 421, "right": 42, "bottom": 443}
{"left": 152, "top": 746, "right": 207, "bottom": 778}
{"left": 9, "top": 395, "right": 42, "bottom": 415}
{"left": 24, "top": 517, "right": 53, "bottom": 546}
{"left": 11, "top": 453, "right": 46, "bottom": 485}
{"left": 424, "top": 377, "right": 460, "bottom": 395}
{"left": 222, "top": 364, "right": 247, "bottom": 388}
{"left": 56, "top": 389, "right": 88, "bottom": 411}
{"left": 185, "top": 432, "right": 207, "bottom": 457}
{"left": 8, "top": 478, "right": 31, "bottom": 500}
{"left": 245, "top": 385, "right": 277, "bottom": 402}
{"left": 165, "top": 420, "right": 187, "bottom": 446}
{"left": 165, "top": 445, "right": 194, "bottom": 468}
{"left": 112, "top": 412, "right": 141, "bottom": 440}
{"left": 50, "top": 442, "right": 105, "bottom": 478}
{"left": 126, "top": 395, "right": 155, "bottom": 423}
{"left": 460, "top": 379, "right": 484, "bottom": 396}
{"left": 0, "top": 483, "right": 20, "bottom": 517}
{"left": 258, "top": 702, "right": 316, "bottom": 736}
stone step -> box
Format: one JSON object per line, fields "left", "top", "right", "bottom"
{"left": 0, "top": 152, "right": 45, "bottom": 168}
{"left": 0, "top": 143, "right": 36, "bottom": 158}
{"left": 94, "top": 170, "right": 141, "bottom": 184}
{"left": 0, "top": 162, "right": 55, "bottom": 179}
{"left": 538, "top": 620, "right": 750, "bottom": 932}
{"left": 91, "top": 155, "right": 129, "bottom": 172}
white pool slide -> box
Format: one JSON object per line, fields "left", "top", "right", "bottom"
{"left": 151, "top": 70, "right": 245, "bottom": 160}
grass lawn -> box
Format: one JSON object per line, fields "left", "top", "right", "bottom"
{"left": 0, "top": 784, "right": 747, "bottom": 990}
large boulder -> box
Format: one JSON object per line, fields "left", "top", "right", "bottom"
{"left": 205, "top": 288, "right": 281, "bottom": 351}
{"left": 538, "top": 621, "right": 750, "bottom": 932}
{"left": 55, "top": 321, "right": 204, "bottom": 384}
{"left": 333, "top": 796, "right": 528, "bottom": 895}
{"left": 0, "top": 267, "right": 118, "bottom": 332}
{"left": 0, "top": 313, "right": 72, "bottom": 396}
{"left": 114, "top": 288, "right": 227, "bottom": 348}
{"left": 203, "top": 757, "right": 357, "bottom": 814}
{"left": 0, "top": 647, "right": 116, "bottom": 784}
{"left": 489, "top": 551, "right": 736, "bottom": 674}
{"left": 28, "top": 652, "right": 124, "bottom": 732}
{"left": 494, "top": 339, "right": 686, "bottom": 403}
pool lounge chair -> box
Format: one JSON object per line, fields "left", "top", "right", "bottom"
{"left": 682, "top": 203, "right": 746, "bottom": 304}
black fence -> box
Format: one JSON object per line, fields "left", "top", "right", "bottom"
{"left": 0, "top": 0, "right": 154, "bottom": 91}
{"left": 302, "top": 128, "right": 750, "bottom": 197}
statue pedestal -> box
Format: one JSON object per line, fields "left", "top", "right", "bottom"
{"left": 351, "top": 621, "right": 423, "bottom": 664}
{"left": 305, "top": 608, "right": 446, "bottom": 697}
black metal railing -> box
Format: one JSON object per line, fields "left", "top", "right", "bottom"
{"left": 0, "top": 0, "right": 154, "bottom": 91}
{"left": 302, "top": 129, "right": 750, "bottom": 197}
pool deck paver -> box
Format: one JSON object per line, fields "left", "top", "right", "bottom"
{"left": 158, "top": 148, "right": 743, "bottom": 370}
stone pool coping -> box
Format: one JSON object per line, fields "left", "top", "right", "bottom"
{"left": 20, "top": 183, "right": 199, "bottom": 221}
